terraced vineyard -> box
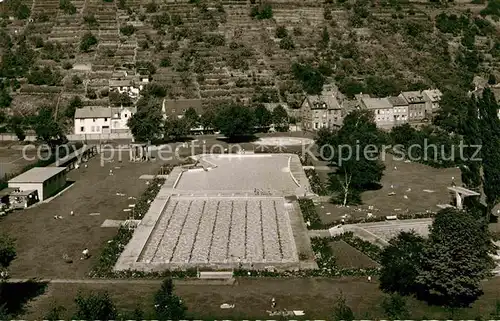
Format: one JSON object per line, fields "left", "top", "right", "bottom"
{"left": 139, "top": 197, "right": 298, "bottom": 265}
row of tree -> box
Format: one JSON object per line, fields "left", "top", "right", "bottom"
{"left": 380, "top": 207, "right": 494, "bottom": 308}
{"left": 127, "top": 97, "right": 290, "bottom": 143}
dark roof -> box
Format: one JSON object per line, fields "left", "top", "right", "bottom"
{"left": 163, "top": 99, "right": 203, "bottom": 114}
{"left": 388, "top": 96, "right": 408, "bottom": 106}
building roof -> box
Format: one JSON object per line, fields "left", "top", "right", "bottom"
{"left": 361, "top": 97, "right": 392, "bottom": 110}
{"left": 75, "top": 107, "right": 112, "bottom": 119}
{"left": 162, "top": 99, "right": 203, "bottom": 114}
{"left": 111, "top": 106, "right": 137, "bottom": 118}
{"left": 9, "top": 167, "right": 67, "bottom": 184}
{"left": 422, "top": 89, "right": 442, "bottom": 102}
{"left": 387, "top": 96, "right": 408, "bottom": 106}
{"left": 109, "top": 79, "right": 132, "bottom": 87}
{"left": 401, "top": 91, "right": 425, "bottom": 103}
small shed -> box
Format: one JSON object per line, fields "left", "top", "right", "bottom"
{"left": 8, "top": 167, "right": 67, "bottom": 201}
{"left": 0, "top": 187, "right": 19, "bottom": 206}
{"left": 9, "top": 190, "right": 39, "bottom": 209}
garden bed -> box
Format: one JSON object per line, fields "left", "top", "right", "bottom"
{"left": 304, "top": 168, "right": 328, "bottom": 196}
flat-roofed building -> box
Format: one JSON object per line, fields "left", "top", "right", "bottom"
{"left": 8, "top": 167, "right": 67, "bottom": 201}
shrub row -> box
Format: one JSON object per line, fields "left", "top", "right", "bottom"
{"left": 134, "top": 178, "right": 166, "bottom": 219}
{"left": 297, "top": 198, "right": 323, "bottom": 229}
{"left": 304, "top": 168, "right": 328, "bottom": 196}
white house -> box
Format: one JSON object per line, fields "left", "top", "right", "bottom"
{"left": 360, "top": 97, "right": 394, "bottom": 128}
{"left": 74, "top": 106, "right": 136, "bottom": 134}
{"left": 109, "top": 79, "right": 140, "bottom": 98}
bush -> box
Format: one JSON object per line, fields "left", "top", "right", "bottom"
{"left": 160, "top": 56, "right": 171, "bottom": 67}
{"left": 279, "top": 37, "right": 295, "bottom": 50}
{"left": 275, "top": 26, "right": 288, "bottom": 38}
{"left": 80, "top": 33, "right": 98, "bottom": 52}
{"left": 305, "top": 169, "right": 328, "bottom": 195}
{"left": 298, "top": 198, "right": 322, "bottom": 229}
{"left": 74, "top": 292, "right": 117, "bottom": 320}
{"left": 59, "top": 0, "right": 77, "bottom": 14}
{"left": 120, "top": 25, "right": 136, "bottom": 36}
{"left": 250, "top": 3, "right": 273, "bottom": 19}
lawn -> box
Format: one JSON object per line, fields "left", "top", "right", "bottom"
{"left": 329, "top": 240, "right": 380, "bottom": 269}
{"left": 20, "top": 277, "right": 500, "bottom": 319}
{"left": 316, "top": 154, "right": 461, "bottom": 224}
{"left": 0, "top": 155, "right": 160, "bottom": 279}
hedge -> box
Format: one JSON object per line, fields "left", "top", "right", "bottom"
{"left": 298, "top": 198, "right": 323, "bottom": 229}
{"left": 304, "top": 168, "right": 328, "bottom": 196}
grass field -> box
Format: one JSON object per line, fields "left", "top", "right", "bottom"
{"left": 0, "top": 144, "right": 41, "bottom": 178}
{"left": 329, "top": 240, "right": 380, "bottom": 269}
{"left": 20, "top": 277, "right": 500, "bottom": 319}
{"left": 0, "top": 154, "right": 160, "bottom": 278}
{"left": 316, "top": 154, "right": 461, "bottom": 223}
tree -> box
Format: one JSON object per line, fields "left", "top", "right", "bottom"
{"left": 33, "top": 107, "right": 66, "bottom": 148}
{"left": 416, "top": 208, "right": 495, "bottom": 307}
{"left": 214, "top": 103, "right": 255, "bottom": 138}
{"left": 0, "top": 234, "right": 16, "bottom": 270}
{"left": 13, "top": 125, "right": 25, "bottom": 142}
{"left": 109, "top": 92, "right": 132, "bottom": 107}
{"left": 433, "top": 89, "right": 470, "bottom": 133}
{"left": 164, "top": 117, "right": 190, "bottom": 141}
{"left": 272, "top": 105, "right": 288, "bottom": 131}
{"left": 379, "top": 231, "right": 425, "bottom": 295}
{"left": 477, "top": 89, "right": 500, "bottom": 219}
{"left": 459, "top": 96, "right": 482, "bottom": 191}
{"left": 381, "top": 294, "right": 410, "bottom": 319}
{"left": 154, "top": 278, "right": 187, "bottom": 320}
{"left": 291, "top": 63, "right": 325, "bottom": 95}
{"left": 488, "top": 73, "right": 497, "bottom": 85}
{"left": 254, "top": 104, "right": 272, "bottom": 128}
{"left": 201, "top": 109, "right": 216, "bottom": 130}
{"left": 65, "top": 96, "right": 83, "bottom": 119}
{"left": 327, "top": 110, "right": 385, "bottom": 205}
{"left": 74, "top": 291, "right": 117, "bottom": 320}
{"left": 183, "top": 107, "right": 199, "bottom": 128}
{"left": 127, "top": 97, "right": 163, "bottom": 143}
{"left": 80, "top": 33, "right": 98, "bottom": 52}
{"left": 120, "top": 25, "right": 136, "bottom": 36}
{"left": 332, "top": 291, "right": 354, "bottom": 321}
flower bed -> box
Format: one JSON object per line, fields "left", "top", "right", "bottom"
{"left": 134, "top": 178, "right": 166, "bottom": 219}
{"left": 297, "top": 198, "right": 323, "bottom": 229}
{"left": 233, "top": 232, "right": 381, "bottom": 278}
{"left": 304, "top": 168, "right": 328, "bottom": 196}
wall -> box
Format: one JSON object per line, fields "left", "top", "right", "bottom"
{"left": 8, "top": 182, "right": 43, "bottom": 201}
{"left": 74, "top": 117, "right": 111, "bottom": 135}
{"left": 0, "top": 133, "right": 134, "bottom": 142}
{"left": 42, "top": 171, "right": 67, "bottom": 200}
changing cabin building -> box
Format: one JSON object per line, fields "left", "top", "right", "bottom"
{"left": 8, "top": 167, "right": 67, "bottom": 201}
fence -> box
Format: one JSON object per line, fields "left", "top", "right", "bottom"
{"left": 0, "top": 133, "right": 133, "bottom": 142}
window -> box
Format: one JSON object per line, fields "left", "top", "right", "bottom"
{"left": 93, "top": 118, "right": 96, "bottom": 122}
{"left": 104, "top": 118, "right": 108, "bottom": 121}
{"left": 124, "top": 114, "right": 128, "bottom": 118}
{"left": 80, "top": 126, "right": 84, "bottom": 132}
